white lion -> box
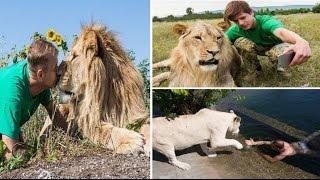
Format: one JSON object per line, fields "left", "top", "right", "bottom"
{"left": 153, "top": 108, "right": 243, "bottom": 170}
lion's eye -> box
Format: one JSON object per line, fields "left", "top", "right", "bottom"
{"left": 194, "top": 36, "right": 202, "bottom": 41}
{"left": 217, "top": 36, "right": 222, "bottom": 40}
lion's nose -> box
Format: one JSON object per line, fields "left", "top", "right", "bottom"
{"left": 57, "top": 61, "right": 67, "bottom": 82}
{"left": 207, "top": 50, "right": 219, "bottom": 56}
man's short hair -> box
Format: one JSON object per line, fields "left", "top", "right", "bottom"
{"left": 27, "top": 39, "right": 58, "bottom": 73}
{"left": 224, "top": 0, "right": 253, "bottom": 24}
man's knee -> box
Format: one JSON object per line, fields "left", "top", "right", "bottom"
{"left": 234, "top": 37, "right": 257, "bottom": 53}
{"left": 266, "top": 43, "right": 291, "bottom": 59}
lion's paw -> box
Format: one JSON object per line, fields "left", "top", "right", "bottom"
{"left": 112, "top": 127, "right": 145, "bottom": 154}
{"left": 235, "top": 142, "right": 243, "bottom": 150}
{"left": 170, "top": 160, "right": 191, "bottom": 170}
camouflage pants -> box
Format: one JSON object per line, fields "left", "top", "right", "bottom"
{"left": 234, "top": 37, "right": 290, "bottom": 71}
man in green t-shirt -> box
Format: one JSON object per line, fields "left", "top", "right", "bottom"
{"left": 0, "top": 39, "right": 66, "bottom": 160}
{"left": 223, "top": 0, "right": 311, "bottom": 78}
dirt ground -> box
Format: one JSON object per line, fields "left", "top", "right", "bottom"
{"left": 0, "top": 152, "right": 150, "bottom": 179}
{"left": 153, "top": 142, "right": 320, "bottom": 179}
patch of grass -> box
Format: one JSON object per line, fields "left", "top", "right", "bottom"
{"left": 46, "top": 150, "right": 58, "bottom": 162}
{"left": 0, "top": 140, "right": 35, "bottom": 173}
{"left": 125, "top": 118, "right": 146, "bottom": 132}
{"left": 153, "top": 13, "right": 320, "bottom": 87}
{"left": 0, "top": 105, "right": 104, "bottom": 174}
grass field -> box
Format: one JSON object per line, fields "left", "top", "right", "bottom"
{"left": 152, "top": 13, "right": 320, "bottom": 87}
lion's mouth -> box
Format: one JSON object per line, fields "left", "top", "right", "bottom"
{"left": 58, "top": 88, "right": 74, "bottom": 104}
{"left": 199, "top": 58, "right": 219, "bottom": 66}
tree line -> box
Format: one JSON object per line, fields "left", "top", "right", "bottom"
{"left": 153, "top": 3, "right": 320, "bottom": 22}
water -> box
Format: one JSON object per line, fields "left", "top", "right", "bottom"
{"left": 237, "top": 89, "right": 320, "bottom": 134}
{"left": 216, "top": 89, "right": 320, "bottom": 176}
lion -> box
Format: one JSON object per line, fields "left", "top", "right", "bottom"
{"left": 153, "top": 109, "right": 243, "bottom": 170}
{"left": 152, "top": 22, "right": 242, "bottom": 87}
{"left": 41, "top": 23, "right": 149, "bottom": 155}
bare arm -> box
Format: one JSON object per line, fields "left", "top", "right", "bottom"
{"left": 273, "top": 27, "right": 311, "bottom": 66}
{"left": 245, "top": 138, "right": 272, "bottom": 146}
{"left": 259, "top": 152, "right": 287, "bottom": 163}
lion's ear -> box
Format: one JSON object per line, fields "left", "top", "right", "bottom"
{"left": 234, "top": 116, "right": 241, "bottom": 123}
{"left": 216, "top": 21, "right": 230, "bottom": 32}
{"left": 83, "top": 31, "right": 99, "bottom": 61}
{"left": 173, "top": 24, "right": 188, "bottom": 36}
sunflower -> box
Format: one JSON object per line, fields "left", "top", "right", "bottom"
{"left": 46, "top": 29, "right": 57, "bottom": 42}
{"left": 24, "top": 45, "right": 30, "bottom": 55}
{"left": 55, "top": 35, "right": 63, "bottom": 46}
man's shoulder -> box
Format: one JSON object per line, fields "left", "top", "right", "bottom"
{"left": 228, "top": 24, "right": 241, "bottom": 31}
{"left": 256, "top": 15, "right": 282, "bottom": 24}
{"left": 0, "top": 60, "right": 28, "bottom": 99}
{"left": 226, "top": 24, "right": 243, "bottom": 36}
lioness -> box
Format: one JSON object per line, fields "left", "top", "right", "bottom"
{"left": 153, "top": 108, "right": 243, "bottom": 170}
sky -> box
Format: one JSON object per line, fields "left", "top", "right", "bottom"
{"left": 0, "top": 0, "right": 150, "bottom": 64}
{"left": 152, "top": 0, "right": 320, "bottom": 17}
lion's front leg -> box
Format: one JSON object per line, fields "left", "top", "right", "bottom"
{"left": 108, "top": 126, "right": 145, "bottom": 154}
{"left": 211, "top": 138, "right": 243, "bottom": 150}
{"left": 81, "top": 122, "right": 145, "bottom": 154}
{"left": 217, "top": 73, "right": 236, "bottom": 87}
{"left": 139, "top": 124, "right": 150, "bottom": 156}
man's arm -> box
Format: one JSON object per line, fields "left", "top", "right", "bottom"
{"left": 259, "top": 152, "right": 287, "bottom": 163}
{"left": 273, "top": 27, "right": 311, "bottom": 66}
{"left": 245, "top": 138, "right": 272, "bottom": 146}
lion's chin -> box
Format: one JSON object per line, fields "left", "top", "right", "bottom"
{"left": 232, "top": 131, "right": 239, "bottom": 137}
{"left": 59, "top": 91, "right": 72, "bottom": 104}
{"left": 199, "top": 65, "right": 218, "bottom": 72}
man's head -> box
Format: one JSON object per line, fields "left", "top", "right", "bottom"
{"left": 224, "top": 0, "right": 255, "bottom": 30}
{"left": 27, "top": 39, "right": 58, "bottom": 88}
{"left": 271, "top": 140, "right": 285, "bottom": 151}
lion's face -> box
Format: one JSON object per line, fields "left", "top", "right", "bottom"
{"left": 57, "top": 36, "right": 93, "bottom": 103}
{"left": 173, "top": 22, "right": 225, "bottom": 72}
{"left": 227, "top": 110, "right": 241, "bottom": 136}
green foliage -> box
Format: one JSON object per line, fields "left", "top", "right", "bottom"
{"left": 125, "top": 118, "right": 146, "bottom": 132}
{"left": 153, "top": 7, "right": 314, "bottom": 22}
{"left": 153, "top": 89, "right": 234, "bottom": 117}
{"left": 255, "top": 8, "right": 311, "bottom": 16}
{"left": 46, "top": 150, "right": 58, "bottom": 162}
{"left": 186, "top": 7, "right": 194, "bottom": 15}
{"left": 0, "top": 140, "right": 35, "bottom": 173}
{"left": 313, "top": 3, "right": 320, "bottom": 13}
{"left": 127, "top": 50, "right": 150, "bottom": 108}
{"left": 6, "top": 156, "right": 24, "bottom": 170}
{"left": 233, "top": 94, "right": 246, "bottom": 102}
{"left": 153, "top": 12, "right": 223, "bottom": 22}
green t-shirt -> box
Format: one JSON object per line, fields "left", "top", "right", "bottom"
{"left": 0, "top": 60, "right": 52, "bottom": 140}
{"left": 225, "top": 15, "right": 284, "bottom": 47}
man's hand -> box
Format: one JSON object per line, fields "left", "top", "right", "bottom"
{"left": 245, "top": 138, "right": 255, "bottom": 146}
{"left": 283, "top": 40, "right": 311, "bottom": 66}
{"left": 273, "top": 28, "right": 311, "bottom": 67}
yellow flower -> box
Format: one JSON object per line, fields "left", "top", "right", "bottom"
{"left": 55, "top": 34, "right": 63, "bottom": 46}
{"left": 46, "top": 29, "right": 57, "bottom": 42}
{"left": 24, "top": 45, "right": 30, "bottom": 54}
